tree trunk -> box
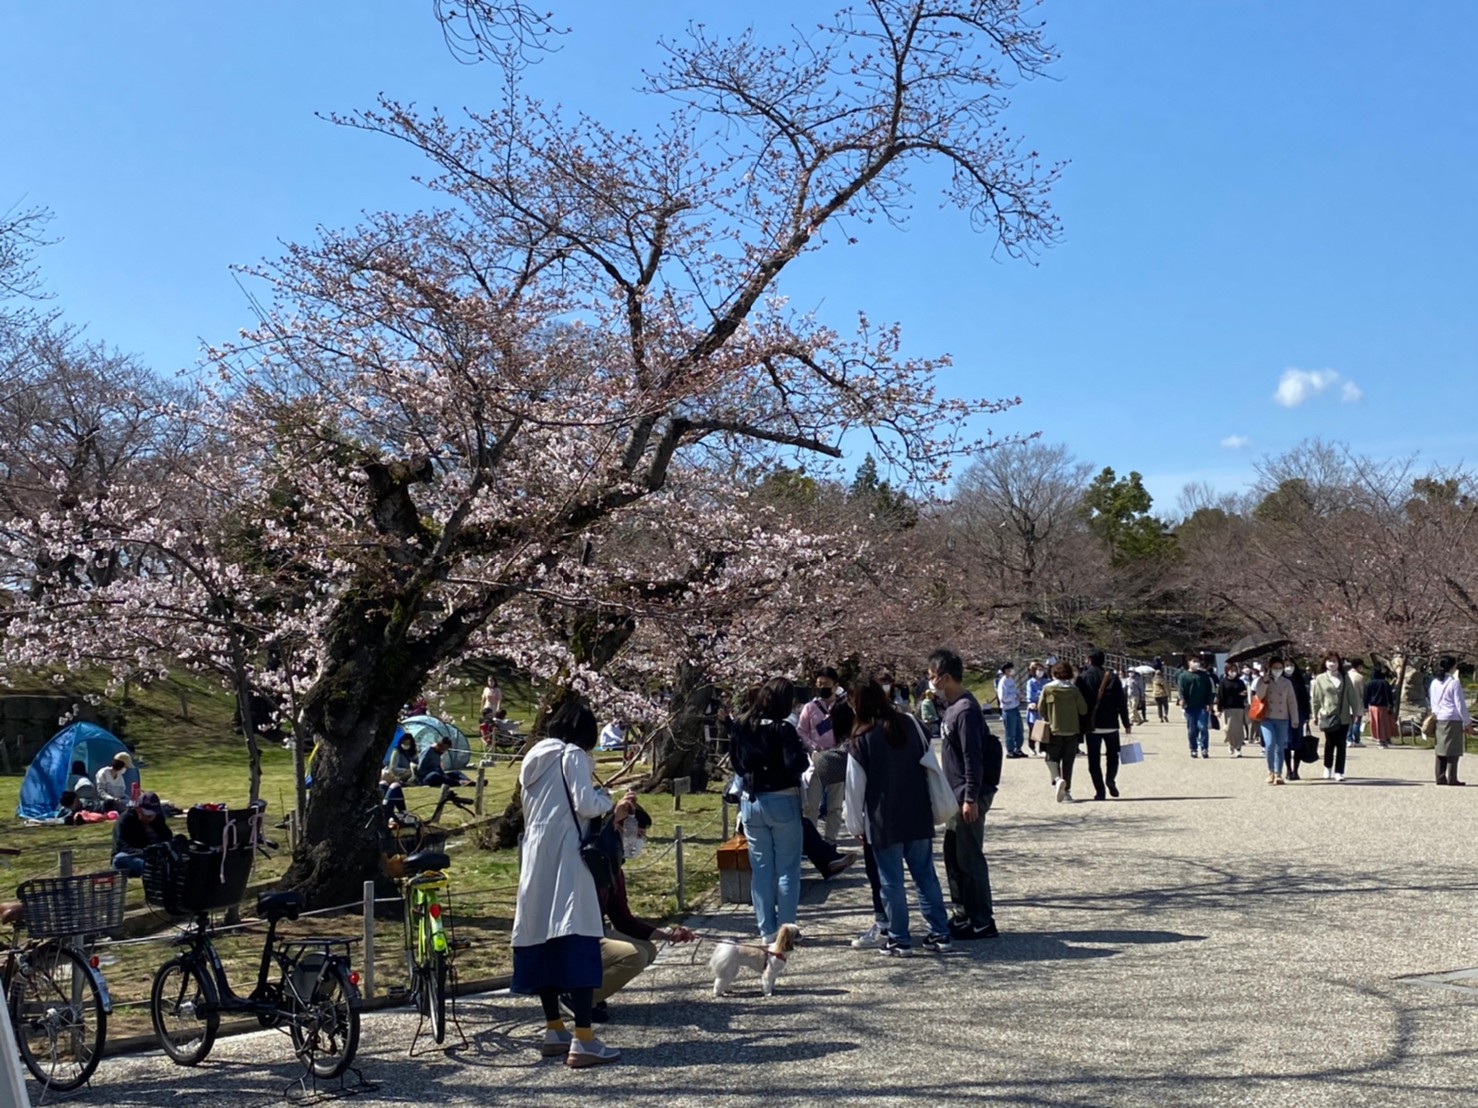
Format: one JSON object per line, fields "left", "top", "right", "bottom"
{"left": 644, "top": 661, "right": 712, "bottom": 793}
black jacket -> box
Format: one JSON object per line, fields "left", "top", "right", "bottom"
{"left": 113, "top": 810, "right": 172, "bottom": 853}
{"left": 729, "top": 719, "right": 808, "bottom": 797}
{"left": 852, "top": 721, "right": 934, "bottom": 849}
{"left": 1217, "top": 676, "right": 1248, "bottom": 710}
{"left": 1076, "top": 665, "right": 1131, "bottom": 732}
{"left": 941, "top": 691, "right": 1001, "bottom": 806}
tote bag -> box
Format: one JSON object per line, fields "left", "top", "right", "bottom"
{"left": 920, "top": 746, "right": 959, "bottom": 826}
{"left": 1119, "top": 739, "right": 1145, "bottom": 765}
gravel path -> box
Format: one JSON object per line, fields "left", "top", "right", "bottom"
{"left": 88, "top": 717, "right": 1478, "bottom": 1106}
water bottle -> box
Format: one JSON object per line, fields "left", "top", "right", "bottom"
{"left": 621, "top": 815, "right": 641, "bottom": 859}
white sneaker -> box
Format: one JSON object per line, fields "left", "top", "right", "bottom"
{"left": 1334, "top": 773, "right": 1344, "bottom": 782}
{"left": 1322, "top": 767, "right": 1332, "bottom": 780}
{"left": 851, "top": 922, "right": 886, "bottom": 950}
{"left": 1054, "top": 778, "right": 1068, "bottom": 803}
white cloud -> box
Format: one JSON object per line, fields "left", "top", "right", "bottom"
{"left": 1273, "top": 367, "right": 1363, "bottom": 408}
{"left": 1220, "top": 435, "right": 1250, "bottom": 449}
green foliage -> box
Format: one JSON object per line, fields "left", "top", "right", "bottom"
{"left": 848, "top": 453, "right": 918, "bottom": 529}
{"left": 1253, "top": 478, "right": 1315, "bottom": 523}
{"left": 1082, "top": 467, "right": 1175, "bottom": 566}
{"left": 754, "top": 464, "right": 820, "bottom": 508}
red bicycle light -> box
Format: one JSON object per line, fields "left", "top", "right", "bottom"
{"left": 89, "top": 956, "right": 100, "bottom": 969}
{"left": 348, "top": 971, "right": 361, "bottom": 986}
{"left": 428, "top": 903, "right": 442, "bottom": 920}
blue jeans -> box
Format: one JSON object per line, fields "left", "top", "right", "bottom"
{"left": 1002, "top": 708, "right": 1024, "bottom": 755}
{"left": 872, "top": 837, "right": 951, "bottom": 946}
{"left": 740, "top": 789, "right": 803, "bottom": 938}
{"left": 1261, "top": 718, "right": 1290, "bottom": 774}
{"left": 1185, "top": 707, "right": 1209, "bottom": 752}
{"left": 1350, "top": 715, "right": 1363, "bottom": 743}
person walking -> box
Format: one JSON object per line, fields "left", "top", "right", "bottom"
{"left": 1149, "top": 662, "right": 1171, "bottom": 723}
{"left": 1345, "top": 661, "right": 1368, "bottom": 746}
{"left": 1216, "top": 665, "right": 1249, "bottom": 757}
{"left": 1126, "top": 669, "right": 1147, "bottom": 725}
{"left": 1364, "top": 664, "right": 1397, "bottom": 748}
{"left": 511, "top": 699, "right": 621, "bottom": 1067}
{"left": 1285, "top": 662, "right": 1314, "bottom": 780}
{"left": 996, "top": 662, "right": 1026, "bottom": 759}
{"left": 1075, "top": 651, "right": 1132, "bottom": 801}
{"left": 1252, "top": 657, "right": 1299, "bottom": 785}
{"left": 1039, "top": 661, "right": 1089, "bottom": 803}
{"left": 928, "top": 648, "right": 1001, "bottom": 941}
{"left": 1429, "top": 656, "right": 1473, "bottom": 786}
{"left": 730, "top": 677, "right": 809, "bottom": 938}
{"left": 1025, "top": 663, "right": 1048, "bottom": 755}
{"left": 844, "top": 680, "right": 954, "bottom": 956}
{"left": 1177, "top": 655, "right": 1216, "bottom": 759}
{"left": 1310, "top": 651, "right": 1360, "bottom": 781}
{"left": 796, "top": 667, "right": 847, "bottom": 842}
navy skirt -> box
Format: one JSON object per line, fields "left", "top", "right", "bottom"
{"left": 510, "top": 935, "right": 603, "bottom": 994}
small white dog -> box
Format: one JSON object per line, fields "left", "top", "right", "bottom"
{"left": 709, "top": 924, "right": 800, "bottom": 998}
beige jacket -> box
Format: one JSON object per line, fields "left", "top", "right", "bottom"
{"left": 1253, "top": 674, "right": 1299, "bottom": 725}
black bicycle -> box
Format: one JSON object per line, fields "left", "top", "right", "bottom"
{"left": 149, "top": 889, "right": 362, "bottom": 1079}
{"left": 1, "top": 871, "right": 126, "bottom": 1091}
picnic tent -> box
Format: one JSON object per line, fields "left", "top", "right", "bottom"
{"left": 17, "top": 722, "right": 140, "bottom": 819}
{"left": 382, "top": 715, "right": 472, "bottom": 771}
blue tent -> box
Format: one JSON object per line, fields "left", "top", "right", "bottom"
{"left": 383, "top": 715, "right": 472, "bottom": 772}
{"left": 17, "top": 722, "right": 140, "bottom": 819}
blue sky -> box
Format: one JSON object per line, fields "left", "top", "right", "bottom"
{"left": 4, "top": 1, "right": 1476, "bottom": 512}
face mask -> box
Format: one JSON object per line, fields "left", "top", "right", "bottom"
{"left": 818, "top": 687, "right": 835, "bottom": 700}
{"left": 881, "top": 683, "right": 892, "bottom": 693}
{"left": 1325, "top": 661, "right": 1339, "bottom": 673}
{"left": 1271, "top": 667, "right": 1284, "bottom": 678}
{"left": 927, "top": 679, "right": 939, "bottom": 694}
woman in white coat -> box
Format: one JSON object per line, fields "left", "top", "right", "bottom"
{"left": 512, "top": 700, "right": 628, "bottom": 1068}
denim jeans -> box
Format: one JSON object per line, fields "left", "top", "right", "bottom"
{"left": 872, "top": 837, "right": 951, "bottom": 945}
{"left": 1261, "top": 718, "right": 1290, "bottom": 775}
{"left": 740, "top": 789, "right": 803, "bottom": 938}
{"left": 1001, "top": 708, "right": 1024, "bottom": 755}
{"left": 1185, "top": 707, "right": 1210, "bottom": 752}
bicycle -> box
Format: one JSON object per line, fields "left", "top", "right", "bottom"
{"left": 369, "top": 804, "right": 460, "bottom": 1047}
{"left": 2, "top": 870, "right": 127, "bottom": 1092}
{"left": 144, "top": 833, "right": 362, "bottom": 1080}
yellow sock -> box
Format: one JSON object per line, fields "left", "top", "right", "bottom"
{"left": 574, "top": 1027, "right": 595, "bottom": 1043}
{"left": 546, "top": 1019, "right": 566, "bottom": 1033}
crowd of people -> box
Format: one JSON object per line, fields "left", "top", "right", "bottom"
{"left": 504, "top": 644, "right": 1474, "bottom": 1071}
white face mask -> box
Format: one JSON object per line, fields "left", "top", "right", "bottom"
{"left": 927, "top": 680, "right": 939, "bottom": 694}
{"left": 881, "top": 683, "right": 892, "bottom": 693}
{"left": 1270, "top": 667, "right": 1284, "bottom": 679}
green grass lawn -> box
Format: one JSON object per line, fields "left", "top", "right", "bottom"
{"left": 0, "top": 668, "right": 727, "bottom": 1039}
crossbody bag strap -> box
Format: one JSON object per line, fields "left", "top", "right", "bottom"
{"left": 558, "top": 754, "right": 584, "bottom": 838}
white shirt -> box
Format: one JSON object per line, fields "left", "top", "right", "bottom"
{"left": 1429, "top": 676, "right": 1472, "bottom": 724}
{"left": 95, "top": 766, "right": 129, "bottom": 802}
{"left": 998, "top": 675, "right": 1021, "bottom": 710}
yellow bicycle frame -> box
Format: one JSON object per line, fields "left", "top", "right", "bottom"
{"left": 405, "top": 871, "right": 449, "bottom": 962}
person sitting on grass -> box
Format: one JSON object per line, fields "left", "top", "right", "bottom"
{"left": 95, "top": 752, "right": 133, "bottom": 810}
{"left": 416, "top": 736, "right": 472, "bottom": 788}
{"left": 573, "top": 798, "right": 696, "bottom": 1023}
{"left": 112, "top": 792, "right": 171, "bottom": 873}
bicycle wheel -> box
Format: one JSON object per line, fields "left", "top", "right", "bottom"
{"left": 290, "top": 964, "right": 360, "bottom": 1079}
{"left": 150, "top": 957, "right": 219, "bottom": 1066}
{"left": 428, "top": 949, "right": 448, "bottom": 1044}
{"left": 11, "top": 944, "right": 105, "bottom": 1092}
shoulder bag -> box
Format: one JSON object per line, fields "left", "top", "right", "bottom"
{"left": 914, "top": 719, "right": 959, "bottom": 827}
{"left": 1248, "top": 678, "right": 1269, "bottom": 723}
{"left": 560, "top": 758, "right": 621, "bottom": 892}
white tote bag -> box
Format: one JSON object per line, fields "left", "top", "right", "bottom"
{"left": 920, "top": 746, "right": 959, "bottom": 826}
{"left": 1119, "top": 739, "right": 1145, "bottom": 765}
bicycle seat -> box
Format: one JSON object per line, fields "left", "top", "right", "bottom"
{"left": 0, "top": 902, "right": 23, "bottom": 926}
{"left": 402, "top": 851, "right": 450, "bottom": 875}
{"left": 257, "top": 890, "right": 303, "bottom": 921}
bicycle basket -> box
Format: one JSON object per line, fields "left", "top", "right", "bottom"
{"left": 380, "top": 828, "right": 448, "bottom": 879}
{"left": 143, "top": 842, "right": 254, "bottom": 915}
{"left": 16, "top": 871, "right": 129, "bottom": 940}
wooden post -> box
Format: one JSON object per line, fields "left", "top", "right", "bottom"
{"left": 474, "top": 765, "right": 487, "bottom": 816}
{"left": 721, "top": 799, "right": 730, "bottom": 841}
{"left": 285, "top": 812, "right": 297, "bottom": 855}
{"left": 58, "top": 850, "right": 73, "bottom": 878}
{"left": 674, "top": 825, "right": 686, "bottom": 912}
{"left": 177, "top": 687, "right": 190, "bottom": 721}
{"left": 672, "top": 776, "right": 691, "bottom": 812}
{"left": 361, "top": 879, "right": 376, "bottom": 1000}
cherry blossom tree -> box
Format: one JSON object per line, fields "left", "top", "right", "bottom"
{"left": 7, "top": 2, "right": 1061, "bottom": 905}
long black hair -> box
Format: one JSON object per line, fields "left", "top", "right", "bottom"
{"left": 849, "top": 678, "right": 910, "bottom": 749}
{"left": 738, "top": 677, "right": 795, "bottom": 728}
{"left": 547, "top": 698, "right": 598, "bottom": 751}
